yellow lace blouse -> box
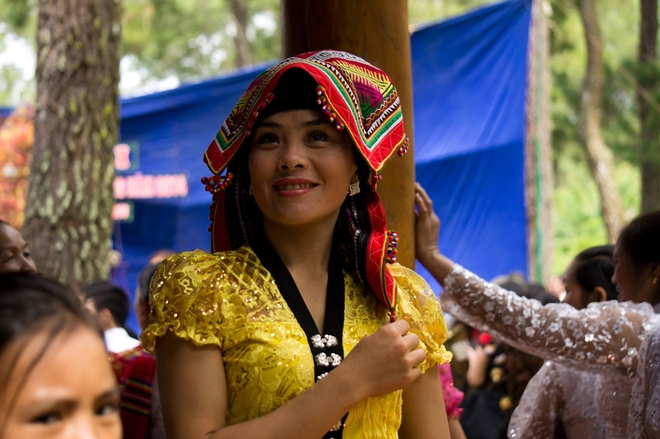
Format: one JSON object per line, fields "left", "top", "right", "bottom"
{"left": 142, "top": 247, "right": 451, "bottom": 438}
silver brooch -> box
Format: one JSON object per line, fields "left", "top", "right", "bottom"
{"left": 315, "top": 352, "right": 342, "bottom": 367}
{"left": 310, "top": 334, "right": 339, "bottom": 348}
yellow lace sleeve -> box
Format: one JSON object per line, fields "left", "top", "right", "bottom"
{"left": 391, "top": 264, "right": 452, "bottom": 373}
{"left": 141, "top": 250, "right": 225, "bottom": 352}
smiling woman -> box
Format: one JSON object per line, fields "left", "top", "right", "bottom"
{"left": 141, "top": 51, "right": 452, "bottom": 439}
{"left": 0, "top": 274, "right": 121, "bottom": 439}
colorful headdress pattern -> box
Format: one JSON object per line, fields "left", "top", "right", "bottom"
{"left": 203, "top": 50, "right": 409, "bottom": 318}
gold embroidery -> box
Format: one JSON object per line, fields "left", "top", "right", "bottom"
{"left": 142, "top": 248, "right": 450, "bottom": 438}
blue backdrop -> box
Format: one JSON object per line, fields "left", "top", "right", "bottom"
{"left": 111, "top": 0, "right": 532, "bottom": 332}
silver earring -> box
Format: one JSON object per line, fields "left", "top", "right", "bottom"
{"left": 348, "top": 181, "right": 360, "bottom": 196}
{"left": 248, "top": 186, "right": 253, "bottom": 196}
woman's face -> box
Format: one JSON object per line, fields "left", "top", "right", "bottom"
{"left": 0, "top": 224, "right": 36, "bottom": 274}
{"left": 0, "top": 326, "right": 121, "bottom": 439}
{"left": 562, "top": 259, "right": 589, "bottom": 310}
{"left": 248, "top": 109, "right": 358, "bottom": 230}
{"left": 612, "top": 242, "right": 658, "bottom": 304}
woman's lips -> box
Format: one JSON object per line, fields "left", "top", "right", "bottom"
{"left": 272, "top": 180, "right": 317, "bottom": 197}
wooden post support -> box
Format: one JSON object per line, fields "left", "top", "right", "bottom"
{"left": 282, "top": 0, "right": 416, "bottom": 268}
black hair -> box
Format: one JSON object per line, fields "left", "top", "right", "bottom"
{"left": 82, "top": 281, "right": 130, "bottom": 328}
{"left": 526, "top": 283, "right": 559, "bottom": 305}
{"left": 138, "top": 263, "right": 159, "bottom": 301}
{"left": 618, "top": 210, "right": 660, "bottom": 269}
{"left": 572, "top": 244, "right": 618, "bottom": 302}
{"left": 0, "top": 273, "right": 97, "bottom": 434}
{"left": 0, "top": 273, "right": 94, "bottom": 357}
{"left": 497, "top": 280, "right": 527, "bottom": 297}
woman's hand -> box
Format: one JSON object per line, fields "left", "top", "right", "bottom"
{"left": 339, "top": 319, "right": 426, "bottom": 400}
{"left": 414, "top": 183, "right": 454, "bottom": 286}
{"left": 414, "top": 183, "right": 441, "bottom": 267}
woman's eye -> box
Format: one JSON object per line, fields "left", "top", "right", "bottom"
{"left": 309, "top": 130, "right": 330, "bottom": 142}
{"left": 96, "top": 402, "right": 119, "bottom": 416}
{"left": 256, "top": 133, "right": 279, "bottom": 144}
{"left": 23, "top": 252, "right": 31, "bottom": 259}
{"left": 31, "top": 412, "right": 62, "bottom": 425}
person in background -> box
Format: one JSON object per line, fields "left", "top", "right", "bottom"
{"left": 456, "top": 276, "right": 545, "bottom": 439}
{"left": 508, "top": 244, "right": 618, "bottom": 438}
{"left": 134, "top": 250, "right": 175, "bottom": 331}
{"left": 0, "top": 273, "right": 121, "bottom": 439}
{"left": 110, "top": 260, "right": 168, "bottom": 439}
{"left": 83, "top": 281, "right": 140, "bottom": 354}
{"left": 0, "top": 219, "right": 37, "bottom": 274}
{"left": 546, "top": 274, "right": 566, "bottom": 302}
{"left": 414, "top": 183, "right": 660, "bottom": 438}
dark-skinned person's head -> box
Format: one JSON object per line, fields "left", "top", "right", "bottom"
{"left": 0, "top": 273, "right": 121, "bottom": 439}
{"left": 0, "top": 220, "right": 36, "bottom": 275}
{"left": 562, "top": 244, "right": 618, "bottom": 310}
{"left": 612, "top": 210, "right": 660, "bottom": 307}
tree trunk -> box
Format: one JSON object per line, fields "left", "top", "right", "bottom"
{"left": 639, "top": 0, "right": 659, "bottom": 212}
{"left": 229, "top": 0, "right": 252, "bottom": 68}
{"left": 576, "top": 0, "right": 625, "bottom": 242}
{"left": 24, "top": 0, "right": 121, "bottom": 290}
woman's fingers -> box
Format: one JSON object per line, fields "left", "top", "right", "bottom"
{"left": 414, "top": 183, "right": 433, "bottom": 212}
{"left": 341, "top": 319, "right": 427, "bottom": 399}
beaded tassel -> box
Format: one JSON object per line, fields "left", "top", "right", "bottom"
{"left": 316, "top": 86, "right": 345, "bottom": 131}
{"left": 370, "top": 172, "right": 383, "bottom": 190}
{"left": 397, "top": 136, "right": 410, "bottom": 157}
{"left": 385, "top": 230, "right": 398, "bottom": 264}
{"left": 201, "top": 173, "right": 234, "bottom": 195}
{"left": 202, "top": 173, "right": 234, "bottom": 231}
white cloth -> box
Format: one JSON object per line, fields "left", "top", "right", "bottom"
{"left": 441, "top": 264, "right": 660, "bottom": 439}
{"left": 103, "top": 327, "right": 141, "bottom": 354}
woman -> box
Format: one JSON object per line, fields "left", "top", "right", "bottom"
{"left": 0, "top": 219, "right": 37, "bottom": 274}
{"left": 0, "top": 273, "right": 121, "bottom": 439}
{"left": 414, "top": 183, "right": 660, "bottom": 438}
{"left": 142, "top": 51, "right": 452, "bottom": 439}
{"left": 508, "top": 245, "right": 618, "bottom": 438}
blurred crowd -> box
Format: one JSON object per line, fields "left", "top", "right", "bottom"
{"left": 1, "top": 204, "right": 659, "bottom": 439}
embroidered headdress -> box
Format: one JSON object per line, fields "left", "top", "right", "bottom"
{"left": 202, "top": 50, "right": 409, "bottom": 319}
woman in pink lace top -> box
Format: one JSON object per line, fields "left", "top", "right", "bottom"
{"left": 414, "top": 183, "right": 660, "bottom": 439}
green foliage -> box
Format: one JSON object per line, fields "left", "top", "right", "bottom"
{"left": 1, "top": 0, "right": 33, "bottom": 30}
{"left": 552, "top": 155, "right": 640, "bottom": 275}
{"left": 0, "top": 0, "right": 36, "bottom": 38}
{"left": 121, "top": 0, "right": 280, "bottom": 91}
{"left": 408, "top": 0, "right": 496, "bottom": 25}
{"left": 548, "top": 0, "right": 644, "bottom": 273}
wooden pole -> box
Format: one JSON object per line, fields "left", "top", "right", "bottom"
{"left": 282, "top": 0, "right": 416, "bottom": 268}
{"left": 525, "top": 0, "right": 553, "bottom": 283}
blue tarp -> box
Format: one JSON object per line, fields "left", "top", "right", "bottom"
{"left": 112, "top": 0, "right": 532, "bottom": 332}
{"left": 411, "top": 0, "right": 531, "bottom": 294}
